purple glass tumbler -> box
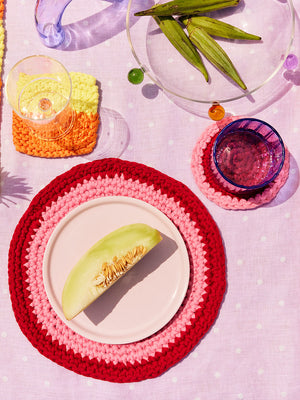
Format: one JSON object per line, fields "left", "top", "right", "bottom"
{"left": 213, "top": 118, "right": 285, "bottom": 190}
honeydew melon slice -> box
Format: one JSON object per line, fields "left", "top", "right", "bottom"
{"left": 62, "top": 223, "right": 162, "bottom": 320}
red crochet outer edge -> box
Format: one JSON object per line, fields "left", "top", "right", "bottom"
{"left": 8, "top": 158, "right": 226, "bottom": 382}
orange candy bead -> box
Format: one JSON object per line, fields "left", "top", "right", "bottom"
{"left": 208, "top": 103, "right": 225, "bottom": 121}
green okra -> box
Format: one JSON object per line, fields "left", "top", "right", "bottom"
{"left": 153, "top": 15, "right": 209, "bottom": 81}
{"left": 181, "top": 16, "right": 261, "bottom": 40}
{"left": 135, "top": 0, "right": 240, "bottom": 17}
{"left": 187, "top": 24, "right": 247, "bottom": 89}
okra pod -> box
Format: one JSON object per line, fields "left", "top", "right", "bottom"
{"left": 182, "top": 16, "right": 261, "bottom": 40}
{"left": 153, "top": 15, "right": 209, "bottom": 81}
{"left": 135, "top": 0, "right": 240, "bottom": 17}
{"left": 187, "top": 24, "right": 247, "bottom": 89}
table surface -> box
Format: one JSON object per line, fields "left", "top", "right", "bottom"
{"left": 1, "top": 0, "right": 300, "bottom": 399}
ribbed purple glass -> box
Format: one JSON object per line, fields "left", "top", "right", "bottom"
{"left": 213, "top": 118, "right": 285, "bottom": 190}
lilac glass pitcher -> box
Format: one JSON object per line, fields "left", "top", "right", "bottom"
{"left": 35, "top": 0, "right": 126, "bottom": 48}
{"left": 35, "top": 0, "right": 73, "bottom": 48}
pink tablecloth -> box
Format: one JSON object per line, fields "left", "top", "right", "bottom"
{"left": 1, "top": 0, "right": 300, "bottom": 398}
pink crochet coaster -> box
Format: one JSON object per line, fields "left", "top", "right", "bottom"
{"left": 191, "top": 116, "right": 290, "bottom": 210}
{"left": 8, "top": 158, "right": 226, "bottom": 382}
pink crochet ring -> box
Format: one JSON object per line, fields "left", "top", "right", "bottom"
{"left": 191, "top": 116, "right": 290, "bottom": 210}
{"left": 8, "top": 158, "right": 226, "bottom": 382}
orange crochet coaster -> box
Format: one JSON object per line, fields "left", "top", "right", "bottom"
{"left": 12, "top": 72, "right": 100, "bottom": 158}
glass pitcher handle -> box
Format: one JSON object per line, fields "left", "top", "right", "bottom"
{"left": 35, "top": 0, "right": 73, "bottom": 48}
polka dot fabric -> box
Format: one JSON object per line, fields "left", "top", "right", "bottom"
{"left": 8, "top": 159, "right": 226, "bottom": 382}
{"left": 191, "top": 116, "right": 290, "bottom": 210}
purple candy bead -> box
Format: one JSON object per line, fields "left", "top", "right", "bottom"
{"left": 283, "top": 54, "right": 298, "bottom": 70}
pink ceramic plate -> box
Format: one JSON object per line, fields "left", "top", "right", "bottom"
{"left": 43, "top": 196, "right": 190, "bottom": 344}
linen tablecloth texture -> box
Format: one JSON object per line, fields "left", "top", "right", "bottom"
{"left": 1, "top": 0, "right": 300, "bottom": 399}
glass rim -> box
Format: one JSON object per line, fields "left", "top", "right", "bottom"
{"left": 212, "top": 118, "right": 286, "bottom": 190}
{"left": 5, "top": 54, "right": 73, "bottom": 122}
{"left": 126, "top": 0, "right": 296, "bottom": 105}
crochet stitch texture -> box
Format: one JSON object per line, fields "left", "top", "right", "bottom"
{"left": 0, "top": 0, "right": 5, "bottom": 92}
{"left": 8, "top": 158, "right": 226, "bottom": 382}
{"left": 12, "top": 72, "right": 100, "bottom": 158}
{"left": 191, "top": 116, "right": 290, "bottom": 210}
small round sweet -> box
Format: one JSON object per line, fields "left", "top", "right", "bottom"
{"left": 128, "top": 68, "right": 144, "bottom": 84}
{"left": 208, "top": 103, "right": 225, "bottom": 121}
{"left": 283, "top": 54, "right": 298, "bottom": 70}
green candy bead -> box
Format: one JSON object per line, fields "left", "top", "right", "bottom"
{"left": 128, "top": 68, "right": 144, "bottom": 84}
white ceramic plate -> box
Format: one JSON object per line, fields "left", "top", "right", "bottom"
{"left": 43, "top": 196, "right": 190, "bottom": 344}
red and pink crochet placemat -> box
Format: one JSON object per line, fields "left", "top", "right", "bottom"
{"left": 191, "top": 116, "right": 290, "bottom": 210}
{"left": 8, "top": 158, "right": 226, "bottom": 382}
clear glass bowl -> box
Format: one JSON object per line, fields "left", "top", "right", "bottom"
{"left": 126, "top": 0, "right": 295, "bottom": 117}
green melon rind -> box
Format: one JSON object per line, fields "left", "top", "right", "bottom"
{"left": 62, "top": 223, "right": 162, "bottom": 320}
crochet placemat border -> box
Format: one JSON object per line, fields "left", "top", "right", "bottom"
{"left": 8, "top": 158, "right": 226, "bottom": 382}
